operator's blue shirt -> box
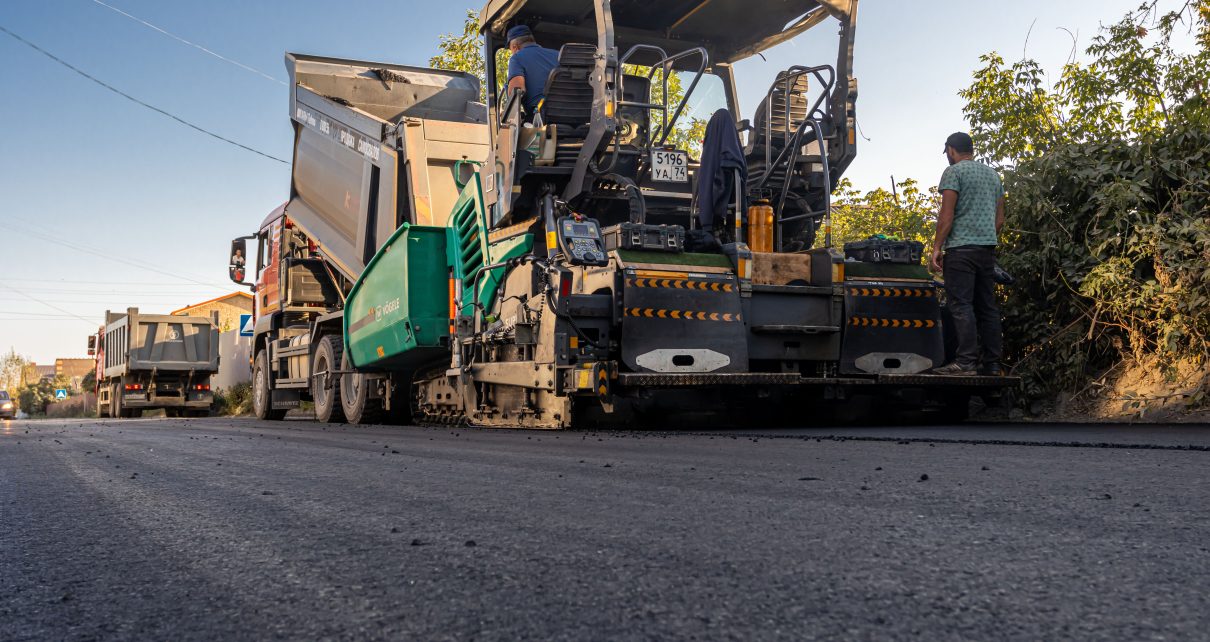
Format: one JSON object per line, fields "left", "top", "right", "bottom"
{"left": 507, "top": 43, "right": 559, "bottom": 114}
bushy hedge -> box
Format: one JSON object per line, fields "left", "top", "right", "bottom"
{"left": 961, "top": 1, "right": 1209, "bottom": 408}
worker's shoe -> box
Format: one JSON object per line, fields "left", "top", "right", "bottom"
{"left": 932, "top": 362, "right": 977, "bottom": 377}
{"left": 980, "top": 363, "right": 1004, "bottom": 377}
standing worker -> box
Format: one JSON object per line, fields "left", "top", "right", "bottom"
{"left": 505, "top": 25, "right": 559, "bottom": 119}
{"left": 930, "top": 132, "right": 1005, "bottom": 377}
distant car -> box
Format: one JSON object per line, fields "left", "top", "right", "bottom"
{"left": 0, "top": 391, "right": 14, "bottom": 419}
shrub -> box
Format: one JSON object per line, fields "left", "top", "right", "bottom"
{"left": 959, "top": 1, "right": 1209, "bottom": 410}
{"left": 214, "top": 382, "right": 253, "bottom": 416}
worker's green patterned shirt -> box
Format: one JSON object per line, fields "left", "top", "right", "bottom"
{"left": 938, "top": 159, "right": 1003, "bottom": 249}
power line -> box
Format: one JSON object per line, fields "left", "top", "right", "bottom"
{"left": 0, "top": 24, "right": 288, "bottom": 165}
{"left": 0, "top": 220, "right": 232, "bottom": 291}
{"left": 0, "top": 283, "right": 98, "bottom": 326}
{"left": 3, "top": 278, "right": 231, "bottom": 286}
{"left": 0, "top": 318, "right": 98, "bottom": 322}
{"left": 89, "top": 0, "right": 288, "bottom": 86}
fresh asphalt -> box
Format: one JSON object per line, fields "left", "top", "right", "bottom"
{"left": 3, "top": 416, "right": 1208, "bottom": 640}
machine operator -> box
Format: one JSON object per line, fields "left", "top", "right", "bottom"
{"left": 505, "top": 25, "right": 559, "bottom": 118}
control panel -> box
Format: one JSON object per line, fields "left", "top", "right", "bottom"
{"left": 556, "top": 216, "right": 608, "bottom": 266}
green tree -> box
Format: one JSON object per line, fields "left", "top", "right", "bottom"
{"left": 80, "top": 370, "right": 97, "bottom": 393}
{"left": 830, "top": 178, "right": 938, "bottom": 248}
{"left": 429, "top": 9, "right": 508, "bottom": 101}
{"left": 959, "top": 0, "right": 1209, "bottom": 406}
{"left": 17, "top": 379, "right": 55, "bottom": 416}
{"left": 0, "top": 348, "right": 29, "bottom": 394}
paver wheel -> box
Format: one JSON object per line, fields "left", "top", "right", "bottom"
{"left": 312, "top": 335, "right": 346, "bottom": 424}
{"left": 253, "top": 350, "right": 286, "bottom": 421}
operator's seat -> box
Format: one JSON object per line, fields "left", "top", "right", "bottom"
{"left": 745, "top": 71, "right": 810, "bottom": 161}
{"left": 541, "top": 43, "right": 596, "bottom": 166}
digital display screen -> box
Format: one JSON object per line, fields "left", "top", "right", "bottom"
{"left": 572, "top": 224, "right": 592, "bottom": 236}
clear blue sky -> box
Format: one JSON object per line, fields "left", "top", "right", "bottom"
{"left": 0, "top": 0, "right": 1167, "bottom": 363}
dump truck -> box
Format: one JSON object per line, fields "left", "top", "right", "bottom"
{"left": 226, "top": 54, "right": 489, "bottom": 421}
{"left": 90, "top": 307, "right": 220, "bottom": 418}
{"left": 230, "top": 0, "right": 1016, "bottom": 428}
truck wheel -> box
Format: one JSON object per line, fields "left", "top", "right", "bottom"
{"left": 312, "top": 335, "right": 346, "bottom": 424}
{"left": 253, "top": 350, "right": 286, "bottom": 421}
{"left": 109, "top": 383, "right": 120, "bottom": 419}
{"left": 340, "top": 350, "right": 383, "bottom": 425}
{"left": 112, "top": 386, "right": 138, "bottom": 419}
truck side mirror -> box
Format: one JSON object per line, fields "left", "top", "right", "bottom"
{"left": 229, "top": 237, "right": 249, "bottom": 285}
{"left": 87, "top": 335, "right": 96, "bottom": 356}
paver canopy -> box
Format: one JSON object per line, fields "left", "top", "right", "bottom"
{"left": 479, "top": 0, "right": 854, "bottom": 66}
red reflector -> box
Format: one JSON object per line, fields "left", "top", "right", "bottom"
{"left": 559, "top": 273, "right": 572, "bottom": 298}
{"left": 124, "top": 384, "right": 142, "bottom": 391}
{"left": 194, "top": 384, "right": 210, "bottom": 391}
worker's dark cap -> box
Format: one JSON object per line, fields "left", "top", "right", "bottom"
{"left": 507, "top": 25, "right": 533, "bottom": 41}
{"left": 944, "top": 132, "right": 974, "bottom": 154}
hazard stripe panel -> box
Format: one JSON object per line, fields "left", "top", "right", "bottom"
{"left": 627, "top": 278, "right": 734, "bottom": 292}
{"left": 850, "top": 287, "right": 934, "bottom": 298}
{"left": 848, "top": 317, "right": 936, "bottom": 329}
{"left": 625, "top": 308, "right": 741, "bottom": 322}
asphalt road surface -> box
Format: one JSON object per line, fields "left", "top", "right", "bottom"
{"left": 3, "top": 416, "right": 1209, "bottom": 640}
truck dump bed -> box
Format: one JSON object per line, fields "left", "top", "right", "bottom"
{"left": 101, "top": 308, "right": 220, "bottom": 377}
{"left": 284, "top": 54, "right": 489, "bottom": 281}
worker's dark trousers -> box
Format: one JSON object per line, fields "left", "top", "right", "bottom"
{"left": 943, "top": 245, "right": 1002, "bottom": 369}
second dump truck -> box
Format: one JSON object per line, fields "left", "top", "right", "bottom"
{"left": 230, "top": 0, "right": 1015, "bottom": 428}
{"left": 90, "top": 307, "right": 219, "bottom": 418}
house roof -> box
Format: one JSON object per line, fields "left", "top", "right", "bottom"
{"left": 172, "top": 291, "right": 254, "bottom": 316}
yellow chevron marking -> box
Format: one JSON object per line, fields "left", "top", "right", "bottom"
{"left": 848, "top": 316, "right": 938, "bottom": 329}
{"left": 625, "top": 276, "right": 738, "bottom": 293}
{"left": 623, "top": 307, "right": 739, "bottom": 322}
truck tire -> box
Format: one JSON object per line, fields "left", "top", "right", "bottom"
{"left": 340, "top": 350, "right": 383, "bottom": 425}
{"left": 112, "top": 384, "right": 137, "bottom": 419}
{"left": 253, "top": 349, "right": 287, "bottom": 421}
{"left": 312, "top": 335, "right": 346, "bottom": 424}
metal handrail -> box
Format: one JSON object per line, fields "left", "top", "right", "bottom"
{"left": 618, "top": 44, "right": 709, "bottom": 149}
{"left": 772, "top": 117, "right": 833, "bottom": 252}
{"left": 758, "top": 65, "right": 835, "bottom": 180}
